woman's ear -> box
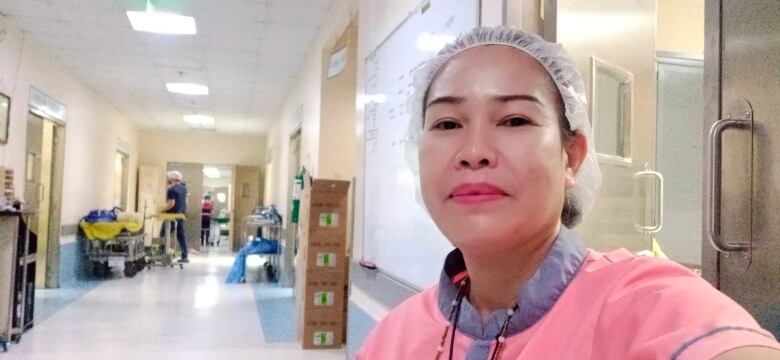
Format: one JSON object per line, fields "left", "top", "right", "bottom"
{"left": 564, "top": 132, "right": 588, "bottom": 189}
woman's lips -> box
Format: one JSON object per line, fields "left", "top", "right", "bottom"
{"left": 450, "top": 182, "right": 508, "bottom": 204}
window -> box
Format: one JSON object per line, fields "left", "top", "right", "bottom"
{"left": 591, "top": 57, "right": 633, "bottom": 163}
{"left": 113, "top": 151, "right": 129, "bottom": 210}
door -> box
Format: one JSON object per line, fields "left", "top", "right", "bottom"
{"left": 654, "top": 54, "right": 704, "bottom": 269}
{"left": 231, "top": 165, "right": 262, "bottom": 252}
{"left": 24, "top": 114, "right": 45, "bottom": 287}
{"left": 704, "top": 0, "right": 780, "bottom": 337}
{"left": 137, "top": 165, "right": 164, "bottom": 244}
{"left": 287, "top": 129, "right": 302, "bottom": 253}
{"left": 166, "top": 162, "right": 203, "bottom": 252}
{"left": 550, "top": 0, "right": 658, "bottom": 254}
{"left": 24, "top": 114, "right": 63, "bottom": 288}
{"left": 113, "top": 151, "right": 129, "bottom": 210}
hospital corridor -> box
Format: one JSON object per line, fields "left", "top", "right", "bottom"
{"left": 0, "top": 0, "right": 778, "bottom": 359}
{"left": 1, "top": 249, "right": 343, "bottom": 360}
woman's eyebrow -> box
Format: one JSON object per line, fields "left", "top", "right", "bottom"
{"left": 425, "top": 94, "right": 543, "bottom": 109}
{"left": 493, "top": 94, "right": 542, "bottom": 104}
{"left": 426, "top": 95, "right": 465, "bottom": 108}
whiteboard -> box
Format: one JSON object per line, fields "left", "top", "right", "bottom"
{"left": 362, "top": 0, "right": 480, "bottom": 289}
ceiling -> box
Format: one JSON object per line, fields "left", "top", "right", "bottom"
{"left": 0, "top": 0, "right": 336, "bottom": 134}
{"left": 203, "top": 164, "right": 232, "bottom": 188}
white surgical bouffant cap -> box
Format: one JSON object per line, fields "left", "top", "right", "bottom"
{"left": 406, "top": 26, "right": 602, "bottom": 227}
{"left": 167, "top": 170, "right": 183, "bottom": 181}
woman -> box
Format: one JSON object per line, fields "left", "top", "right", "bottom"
{"left": 201, "top": 194, "right": 214, "bottom": 246}
{"left": 356, "top": 27, "right": 779, "bottom": 359}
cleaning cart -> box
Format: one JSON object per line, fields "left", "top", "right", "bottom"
{"left": 80, "top": 211, "right": 146, "bottom": 277}
{"left": 145, "top": 213, "right": 186, "bottom": 270}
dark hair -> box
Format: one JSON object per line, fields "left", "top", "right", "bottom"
{"left": 204, "top": 194, "right": 211, "bottom": 200}
{"left": 556, "top": 100, "right": 582, "bottom": 228}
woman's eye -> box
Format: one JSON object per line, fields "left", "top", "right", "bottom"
{"left": 432, "top": 120, "right": 461, "bottom": 130}
{"left": 501, "top": 117, "right": 531, "bottom": 127}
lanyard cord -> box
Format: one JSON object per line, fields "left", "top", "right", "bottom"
{"left": 434, "top": 278, "right": 519, "bottom": 360}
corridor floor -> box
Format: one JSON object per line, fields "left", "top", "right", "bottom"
{"left": 3, "top": 248, "right": 345, "bottom": 360}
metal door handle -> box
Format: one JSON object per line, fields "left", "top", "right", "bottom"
{"left": 634, "top": 166, "right": 664, "bottom": 233}
{"left": 706, "top": 117, "right": 752, "bottom": 252}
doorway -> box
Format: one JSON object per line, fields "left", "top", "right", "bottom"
{"left": 286, "top": 128, "right": 302, "bottom": 255}
{"left": 113, "top": 151, "right": 130, "bottom": 210}
{"left": 24, "top": 112, "right": 65, "bottom": 289}
{"left": 202, "top": 165, "right": 233, "bottom": 249}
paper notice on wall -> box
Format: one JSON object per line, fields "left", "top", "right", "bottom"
{"left": 327, "top": 46, "right": 348, "bottom": 79}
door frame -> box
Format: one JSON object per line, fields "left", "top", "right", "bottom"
{"left": 25, "top": 111, "right": 66, "bottom": 288}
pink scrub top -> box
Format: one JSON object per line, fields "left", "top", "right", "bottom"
{"left": 356, "top": 227, "right": 780, "bottom": 360}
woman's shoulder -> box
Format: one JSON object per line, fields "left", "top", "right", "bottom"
{"left": 577, "top": 248, "right": 727, "bottom": 305}
{"left": 576, "top": 249, "right": 780, "bottom": 359}
{"left": 580, "top": 248, "right": 699, "bottom": 281}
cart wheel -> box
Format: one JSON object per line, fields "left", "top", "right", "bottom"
{"left": 179, "top": 264, "right": 184, "bottom": 269}
{"left": 136, "top": 258, "right": 146, "bottom": 272}
{"left": 124, "top": 262, "right": 137, "bottom": 277}
{"left": 92, "top": 261, "right": 108, "bottom": 277}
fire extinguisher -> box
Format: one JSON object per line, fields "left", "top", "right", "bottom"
{"left": 290, "top": 168, "right": 305, "bottom": 223}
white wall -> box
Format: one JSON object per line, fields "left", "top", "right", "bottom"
{"left": 266, "top": 0, "right": 493, "bottom": 274}
{"left": 264, "top": 0, "right": 360, "bottom": 221}
{"left": 0, "top": 15, "right": 140, "bottom": 227}
{"left": 138, "top": 130, "right": 265, "bottom": 169}
{"left": 657, "top": 0, "right": 704, "bottom": 54}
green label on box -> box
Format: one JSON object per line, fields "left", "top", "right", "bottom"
{"left": 314, "top": 331, "right": 334, "bottom": 346}
{"left": 314, "top": 291, "right": 335, "bottom": 306}
{"left": 317, "top": 253, "right": 336, "bottom": 267}
{"left": 319, "top": 213, "right": 339, "bottom": 227}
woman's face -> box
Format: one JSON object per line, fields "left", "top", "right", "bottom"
{"left": 419, "top": 45, "right": 583, "bottom": 256}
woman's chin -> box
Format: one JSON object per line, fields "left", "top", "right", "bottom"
{"left": 447, "top": 229, "right": 518, "bottom": 253}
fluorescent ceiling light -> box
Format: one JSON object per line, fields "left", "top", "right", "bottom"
{"left": 127, "top": 9, "right": 197, "bottom": 35}
{"left": 183, "top": 114, "right": 215, "bottom": 129}
{"left": 166, "top": 82, "right": 209, "bottom": 95}
{"left": 416, "top": 33, "right": 456, "bottom": 52}
{"left": 203, "top": 167, "right": 221, "bottom": 179}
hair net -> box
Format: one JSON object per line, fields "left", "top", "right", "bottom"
{"left": 405, "top": 26, "right": 602, "bottom": 226}
{"left": 167, "top": 170, "right": 183, "bottom": 181}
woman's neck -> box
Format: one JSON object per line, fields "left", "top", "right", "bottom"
{"left": 463, "top": 225, "right": 560, "bottom": 321}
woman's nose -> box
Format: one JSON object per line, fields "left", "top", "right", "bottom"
{"left": 455, "top": 131, "right": 497, "bottom": 169}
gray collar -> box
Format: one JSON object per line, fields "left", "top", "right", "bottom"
{"left": 437, "top": 226, "right": 587, "bottom": 341}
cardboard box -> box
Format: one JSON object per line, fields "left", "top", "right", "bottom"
{"left": 302, "top": 270, "right": 345, "bottom": 314}
{"left": 296, "top": 269, "right": 347, "bottom": 348}
{"left": 298, "top": 179, "right": 350, "bottom": 272}
{"left": 300, "top": 179, "right": 350, "bottom": 236}
{"left": 300, "top": 232, "right": 345, "bottom": 270}
{"left": 300, "top": 315, "right": 345, "bottom": 350}
{"left": 295, "top": 179, "right": 351, "bottom": 350}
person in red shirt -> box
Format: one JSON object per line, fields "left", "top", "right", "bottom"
{"left": 201, "top": 194, "right": 214, "bottom": 246}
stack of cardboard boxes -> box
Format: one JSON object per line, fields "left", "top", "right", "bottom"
{"left": 296, "top": 179, "right": 350, "bottom": 349}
